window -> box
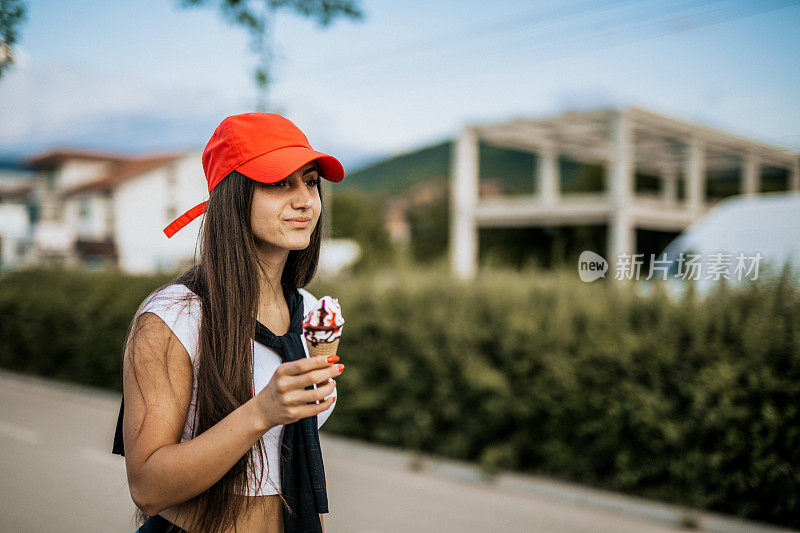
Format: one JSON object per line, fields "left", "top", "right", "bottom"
{"left": 79, "top": 197, "right": 91, "bottom": 221}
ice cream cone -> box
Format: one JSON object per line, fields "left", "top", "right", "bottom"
{"left": 306, "top": 337, "right": 340, "bottom": 358}
{"left": 303, "top": 295, "right": 344, "bottom": 359}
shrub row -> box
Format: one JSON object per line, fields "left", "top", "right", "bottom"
{"left": 0, "top": 269, "right": 170, "bottom": 389}
{"left": 313, "top": 262, "right": 800, "bottom": 528}
{"left": 0, "top": 264, "right": 798, "bottom": 527}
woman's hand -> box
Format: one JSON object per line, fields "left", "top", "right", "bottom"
{"left": 254, "top": 355, "right": 343, "bottom": 431}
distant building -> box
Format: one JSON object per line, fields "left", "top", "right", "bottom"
{"left": 0, "top": 159, "right": 36, "bottom": 270}
{"left": 22, "top": 149, "right": 205, "bottom": 273}
{"left": 384, "top": 177, "right": 448, "bottom": 245}
{"left": 0, "top": 202, "right": 31, "bottom": 270}
{"left": 450, "top": 106, "right": 800, "bottom": 279}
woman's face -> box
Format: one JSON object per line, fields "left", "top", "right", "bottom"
{"left": 250, "top": 160, "right": 322, "bottom": 253}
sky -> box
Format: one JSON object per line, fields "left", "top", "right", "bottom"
{"left": 1, "top": 0, "right": 799, "bottom": 171}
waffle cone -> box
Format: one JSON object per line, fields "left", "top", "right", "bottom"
{"left": 306, "top": 337, "right": 340, "bottom": 358}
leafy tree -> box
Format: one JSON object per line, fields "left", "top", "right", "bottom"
{"left": 178, "top": 0, "right": 363, "bottom": 111}
{"left": 0, "top": 0, "right": 27, "bottom": 81}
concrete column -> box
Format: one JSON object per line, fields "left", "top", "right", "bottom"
{"left": 606, "top": 110, "right": 635, "bottom": 276}
{"left": 790, "top": 157, "right": 800, "bottom": 192}
{"left": 742, "top": 153, "right": 760, "bottom": 195}
{"left": 450, "top": 127, "right": 479, "bottom": 280}
{"left": 685, "top": 138, "right": 706, "bottom": 214}
{"left": 609, "top": 111, "right": 634, "bottom": 203}
{"left": 537, "top": 143, "right": 559, "bottom": 204}
{"left": 608, "top": 210, "right": 635, "bottom": 279}
{"left": 661, "top": 164, "right": 678, "bottom": 205}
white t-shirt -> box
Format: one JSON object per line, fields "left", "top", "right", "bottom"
{"left": 139, "top": 283, "right": 337, "bottom": 496}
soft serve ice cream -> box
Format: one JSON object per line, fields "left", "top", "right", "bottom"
{"left": 302, "top": 295, "right": 344, "bottom": 356}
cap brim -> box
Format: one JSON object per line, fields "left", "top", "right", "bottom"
{"left": 235, "top": 146, "right": 345, "bottom": 184}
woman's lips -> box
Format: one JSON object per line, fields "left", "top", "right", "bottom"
{"left": 285, "top": 217, "right": 311, "bottom": 228}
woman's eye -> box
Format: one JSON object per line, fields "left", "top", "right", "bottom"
{"left": 307, "top": 178, "right": 319, "bottom": 187}
{"left": 267, "top": 181, "right": 288, "bottom": 188}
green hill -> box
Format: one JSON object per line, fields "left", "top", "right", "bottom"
{"left": 341, "top": 139, "right": 541, "bottom": 197}
{"left": 341, "top": 138, "right": 608, "bottom": 197}
{"left": 340, "top": 140, "right": 451, "bottom": 196}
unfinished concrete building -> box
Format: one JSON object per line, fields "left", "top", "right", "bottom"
{"left": 450, "top": 106, "right": 800, "bottom": 278}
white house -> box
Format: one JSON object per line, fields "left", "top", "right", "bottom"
{"left": 26, "top": 149, "right": 205, "bottom": 273}
{"left": 0, "top": 162, "right": 36, "bottom": 270}
{"left": 0, "top": 202, "right": 31, "bottom": 269}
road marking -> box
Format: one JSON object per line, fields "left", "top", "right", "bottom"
{"left": 0, "top": 420, "right": 41, "bottom": 444}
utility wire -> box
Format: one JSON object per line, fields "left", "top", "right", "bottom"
{"left": 298, "top": 0, "right": 724, "bottom": 75}
{"left": 293, "top": 0, "right": 798, "bottom": 97}
{"left": 297, "top": 0, "right": 641, "bottom": 72}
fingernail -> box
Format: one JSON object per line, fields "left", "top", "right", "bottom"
{"left": 337, "top": 364, "right": 345, "bottom": 372}
{"left": 327, "top": 355, "right": 339, "bottom": 363}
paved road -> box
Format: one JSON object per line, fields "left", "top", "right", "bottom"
{"left": 0, "top": 371, "right": 710, "bottom": 532}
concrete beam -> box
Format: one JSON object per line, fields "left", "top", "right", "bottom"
{"left": 476, "top": 193, "right": 611, "bottom": 227}
{"left": 629, "top": 200, "right": 700, "bottom": 232}
{"left": 480, "top": 128, "right": 613, "bottom": 167}
{"left": 629, "top": 106, "right": 799, "bottom": 166}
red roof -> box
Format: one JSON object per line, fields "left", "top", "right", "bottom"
{"left": 63, "top": 153, "right": 184, "bottom": 195}
{"left": 25, "top": 148, "right": 132, "bottom": 168}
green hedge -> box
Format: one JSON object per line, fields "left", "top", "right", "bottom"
{"left": 0, "top": 264, "right": 798, "bottom": 527}
{"left": 314, "top": 263, "right": 800, "bottom": 528}
{"left": 0, "top": 269, "right": 171, "bottom": 389}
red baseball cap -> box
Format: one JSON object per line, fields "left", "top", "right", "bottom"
{"left": 163, "top": 112, "right": 345, "bottom": 238}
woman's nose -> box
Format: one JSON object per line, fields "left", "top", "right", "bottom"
{"left": 292, "top": 182, "right": 313, "bottom": 207}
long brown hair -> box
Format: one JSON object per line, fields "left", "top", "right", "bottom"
{"left": 126, "top": 166, "right": 323, "bottom": 532}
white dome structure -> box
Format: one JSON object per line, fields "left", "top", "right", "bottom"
{"left": 658, "top": 191, "right": 800, "bottom": 296}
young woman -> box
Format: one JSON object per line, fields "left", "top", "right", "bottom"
{"left": 113, "top": 113, "right": 346, "bottom": 533}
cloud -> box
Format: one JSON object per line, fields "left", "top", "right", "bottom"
{"left": 0, "top": 46, "right": 386, "bottom": 166}
{"left": 0, "top": 47, "right": 237, "bottom": 155}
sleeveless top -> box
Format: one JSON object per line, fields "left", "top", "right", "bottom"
{"left": 137, "top": 283, "right": 337, "bottom": 496}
